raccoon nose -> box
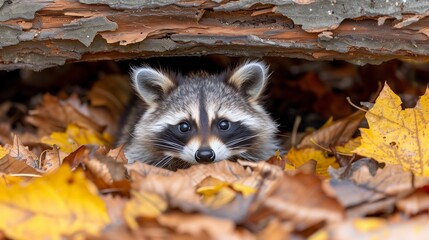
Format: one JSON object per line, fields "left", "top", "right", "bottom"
{"left": 195, "top": 148, "right": 215, "bottom": 163}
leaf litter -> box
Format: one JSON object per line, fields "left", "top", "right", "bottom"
{"left": 1, "top": 72, "right": 429, "bottom": 240}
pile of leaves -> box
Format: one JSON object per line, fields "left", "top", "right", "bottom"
{"left": 1, "top": 73, "right": 429, "bottom": 239}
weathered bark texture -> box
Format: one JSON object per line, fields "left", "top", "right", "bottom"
{"left": 1, "top": 0, "right": 429, "bottom": 71}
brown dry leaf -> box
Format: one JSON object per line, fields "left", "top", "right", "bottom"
{"left": 130, "top": 161, "right": 283, "bottom": 223}
{"left": 0, "top": 165, "right": 110, "bottom": 240}
{"left": 263, "top": 172, "right": 344, "bottom": 229}
{"left": 4, "top": 135, "right": 38, "bottom": 168}
{"left": 396, "top": 189, "right": 429, "bottom": 215}
{"left": 157, "top": 212, "right": 254, "bottom": 240}
{"left": 39, "top": 146, "right": 68, "bottom": 173}
{"left": 178, "top": 160, "right": 253, "bottom": 184}
{"left": 88, "top": 74, "right": 131, "bottom": 117}
{"left": 85, "top": 153, "right": 127, "bottom": 184}
{"left": 298, "top": 111, "right": 364, "bottom": 149}
{"left": 329, "top": 164, "right": 429, "bottom": 217}
{"left": 130, "top": 165, "right": 202, "bottom": 212}
{"left": 0, "top": 155, "right": 40, "bottom": 176}
{"left": 106, "top": 145, "right": 128, "bottom": 164}
{"left": 62, "top": 145, "right": 130, "bottom": 194}
{"left": 126, "top": 161, "right": 174, "bottom": 177}
{"left": 26, "top": 94, "right": 105, "bottom": 136}
{"left": 257, "top": 219, "right": 292, "bottom": 240}
{"left": 62, "top": 145, "right": 93, "bottom": 169}
{"left": 354, "top": 84, "right": 429, "bottom": 176}
{"left": 328, "top": 158, "right": 383, "bottom": 182}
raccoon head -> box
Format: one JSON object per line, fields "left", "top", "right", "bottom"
{"left": 127, "top": 61, "right": 278, "bottom": 169}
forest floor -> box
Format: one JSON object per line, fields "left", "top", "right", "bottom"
{"left": 1, "top": 57, "right": 429, "bottom": 239}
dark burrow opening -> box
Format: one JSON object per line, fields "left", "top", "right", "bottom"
{"left": 1, "top": 56, "right": 428, "bottom": 146}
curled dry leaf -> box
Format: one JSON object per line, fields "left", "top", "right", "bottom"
{"left": 0, "top": 155, "right": 40, "bottom": 176}
{"left": 62, "top": 145, "right": 130, "bottom": 194}
{"left": 328, "top": 158, "right": 383, "bottom": 182}
{"left": 0, "top": 165, "right": 110, "bottom": 240}
{"left": 4, "top": 135, "right": 38, "bottom": 168}
{"left": 85, "top": 153, "right": 127, "bottom": 184}
{"left": 354, "top": 84, "right": 429, "bottom": 176}
{"left": 262, "top": 172, "right": 344, "bottom": 229}
{"left": 329, "top": 164, "right": 429, "bottom": 217}
{"left": 39, "top": 145, "right": 68, "bottom": 173}
{"left": 26, "top": 94, "right": 105, "bottom": 136}
{"left": 298, "top": 111, "right": 364, "bottom": 149}
{"left": 106, "top": 145, "right": 128, "bottom": 164}
{"left": 88, "top": 74, "right": 132, "bottom": 117}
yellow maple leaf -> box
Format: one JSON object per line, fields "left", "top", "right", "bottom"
{"left": 285, "top": 147, "right": 340, "bottom": 178}
{"left": 335, "top": 137, "right": 361, "bottom": 155}
{"left": 42, "top": 124, "right": 112, "bottom": 153}
{"left": 354, "top": 84, "right": 429, "bottom": 176}
{"left": 124, "top": 190, "right": 167, "bottom": 230}
{"left": 0, "top": 165, "right": 110, "bottom": 240}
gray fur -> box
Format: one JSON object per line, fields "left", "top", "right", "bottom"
{"left": 119, "top": 61, "right": 279, "bottom": 170}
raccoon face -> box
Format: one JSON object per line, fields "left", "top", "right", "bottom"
{"left": 126, "top": 61, "right": 278, "bottom": 168}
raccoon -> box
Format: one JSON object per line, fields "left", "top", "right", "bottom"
{"left": 118, "top": 61, "right": 279, "bottom": 170}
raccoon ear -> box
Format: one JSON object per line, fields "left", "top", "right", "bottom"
{"left": 228, "top": 61, "right": 269, "bottom": 101}
{"left": 132, "top": 67, "right": 175, "bottom": 105}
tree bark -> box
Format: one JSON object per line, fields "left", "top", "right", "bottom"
{"left": 1, "top": 0, "right": 429, "bottom": 71}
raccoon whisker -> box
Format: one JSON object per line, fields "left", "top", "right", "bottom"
{"left": 155, "top": 156, "right": 174, "bottom": 168}
{"left": 126, "top": 130, "right": 139, "bottom": 140}
{"left": 151, "top": 144, "right": 182, "bottom": 152}
{"left": 145, "top": 139, "right": 185, "bottom": 149}
{"left": 227, "top": 145, "right": 254, "bottom": 151}
{"left": 238, "top": 152, "right": 258, "bottom": 162}
{"left": 225, "top": 135, "right": 260, "bottom": 147}
{"left": 151, "top": 141, "right": 182, "bottom": 149}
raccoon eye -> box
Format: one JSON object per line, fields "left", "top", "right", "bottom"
{"left": 178, "top": 122, "right": 191, "bottom": 132}
{"left": 218, "top": 119, "right": 230, "bottom": 131}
